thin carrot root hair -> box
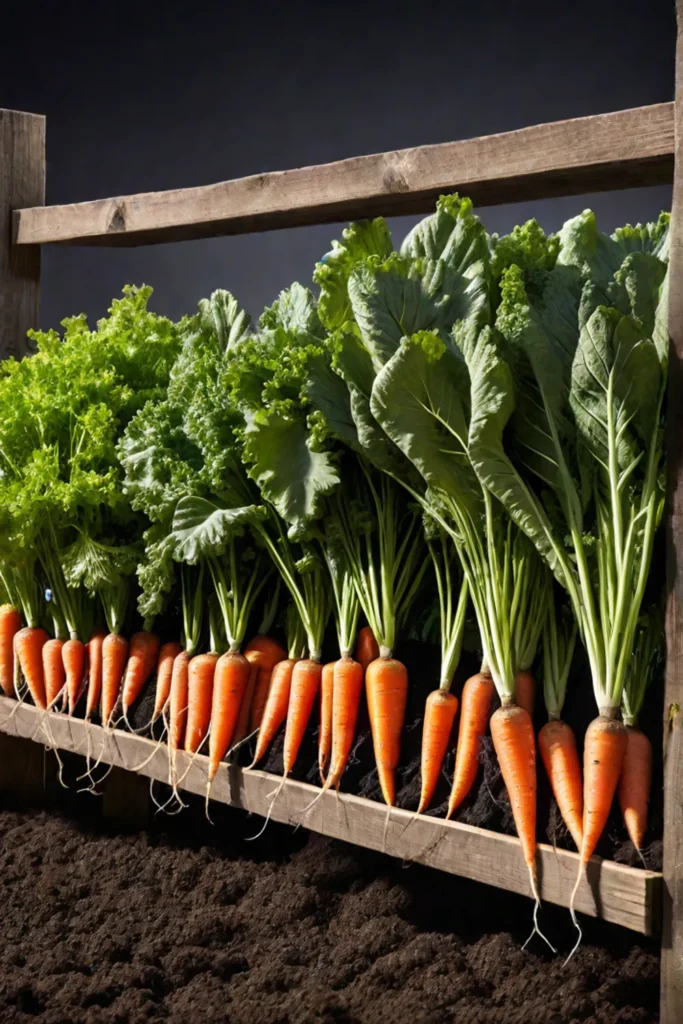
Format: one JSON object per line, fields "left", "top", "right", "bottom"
{"left": 246, "top": 771, "right": 289, "bottom": 841}
{"left": 564, "top": 871, "right": 584, "bottom": 965}
{"left": 37, "top": 715, "right": 69, "bottom": 791}
{"left": 130, "top": 723, "right": 168, "bottom": 773}
{"left": 521, "top": 863, "right": 556, "bottom": 954}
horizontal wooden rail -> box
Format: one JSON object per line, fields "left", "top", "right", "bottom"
{"left": 0, "top": 696, "right": 661, "bottom": 935}
{"left": 12, "top": 103, "right": 674, "bottom": 248}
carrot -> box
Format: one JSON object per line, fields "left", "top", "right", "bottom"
{"left": 318, "top": 661, "right": 336, "bottom": 780}
{"left": 250, "top": 666, "right": 277, "bottom": 733}
{"left": 42, "top": 638, "right": 65, "bottom": 709}
{"left": 250, "top": 658, "right": 297, "bottom": 767}
{"left": 327, "top": 656, "right": 364, "bottom": 789}
{"left": 0, "top": 605, "right": 22, "bottom": 698}
{"left": 514, "top": 670, "right": 535, "bottom": 720}
{"left": 152, "top": 641, "right": 184, "bottom": 723}
{"left": 356, "top": 626, "right": 379, "bottom": 672}
{"left": 282, "top": 659, "right": 323, "bottom": 774}
{"left": 85, "top": 631, "right": 106, "bottom": 721}
{"left": 101, "top": 633, "right": 129, "bottom": 726}
{"left": 121, "top": 631, "right": 160, "bottom": 715}
{"left": 208, "top": 651, "right": 251, "bottom": 781}
{"left": 618, "top": 725, "right": 652, "bottom": 852}
{"left": 446, "top": 672, "right": 494, "bottom": 819}
{"left": 64, "top": 638, "right": 86, "bottom": 715}
{"left": 580, "top": 713, "right": 628, "bottom": 866}
{"left": 245, "top": 635, "right": 287, "bottom": 670}
{"left": 418, "top": 689, "right": 459, "bottom": 814}
{"left": 235, "top": 636, "right": 287, "bottom": 745}
{"left": 14, "top": 626, "right": 48, "bottom": 710}
{"left": 539, "top": 718, "right": 583, "bottom": 850}
{"left": 184, "top": 653, "right": 218, "bottom": 754}
{"left": 168, "top": 651, "right": 190, "bottom": 752}
{"left": 490, "top": 703, "right": 538, "bottom": 884}
{"left": 365, "top": 656, "right": 408, "bottom": 807}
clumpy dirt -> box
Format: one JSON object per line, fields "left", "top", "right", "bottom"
{"left": 0, "top": 794, "right": 659, "bottom": 1024}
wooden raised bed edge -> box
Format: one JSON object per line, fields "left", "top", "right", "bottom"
{"left": 12, "top": 102, "right": 674, "bottom": 247}
{"left": 0, "top": 697, "right": 661, "bottom": 937}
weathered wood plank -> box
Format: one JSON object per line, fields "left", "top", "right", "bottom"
{"left": 0, "top": 696, "right": 659, "bottom": 935}
{"left": 661, "top": 5, "right": 683, "bottom": 1021}
{"left": 0, "top": 109, "right": 44, "bottom": 356}
{"left": 12, "top": 103, "right": 674, "bottom": 248}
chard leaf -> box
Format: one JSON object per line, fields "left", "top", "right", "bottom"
{"left": 465, "top": 326, "right": 567, "bottom": 581}
{"left": 348, "top": 253, "right": 478, "bottom": 371}
{"left": 496, "top": 264, "right": 586, "bottom": 524}
{"left": 332, "top": 329, "right": 417, "bottom": 478}
{"left": 243, "top": 409, "right": 339, "bottom": 534}
{"left": 259, "top": 281, "right": 324, "bottom": 344}
{"left": 370, "top": 332, "right": 480, "bottom": 518}
{"left": 171, "top": 496, "right": 264, "bottom": 563}
{"left": 556, "top": 210, "right": 628, "bottom": 286}
{"left": 304, "top": 352, "right": 359, "bottom": 450}
{"left": 570, "top": 306, "right": 663, "bottom": 470}
{"left": 400, "top": 194, "right": 490, "bottom": 279}
{"left": 315, "top": 219, "right": 393, "bottom": 332}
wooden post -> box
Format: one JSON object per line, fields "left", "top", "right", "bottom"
{"left": 662, "top": 4, "right": 683, "bottom": 1021}
{"left": 0, "top": 110, "right": 45, "bottom": 795}
{"left": 0, "top": 108, "right": 44, "bottom": 357}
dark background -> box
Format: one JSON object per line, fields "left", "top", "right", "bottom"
{"left": 0, "top": 0, "right": 676, "bottom": 330}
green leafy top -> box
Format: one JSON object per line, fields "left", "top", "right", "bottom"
{"left": 0, "top": 286, "right": 182, "bottom": 633}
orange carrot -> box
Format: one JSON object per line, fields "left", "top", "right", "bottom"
{"left": 42, "top": 638, "right": 65, "bottom": 709}
{"left": 168, "top": 651, "right": 190, "bottom": 752}
{"left": 618, "top": 725, "right": 652, "bottom": 852}
{"left": 152, "top": 641, "right": 184, "bottom": 723}
{"left": 580, "top": 713, "right": 628, "bottom": 866}
{"left": 122, "top": 631, "right": 160, "bottom": 714}
{"left": 208, "top": 651, "right": 251, "bottom": 781}
{"left": 85, "top": 631, "right": 106, "bottom": 720}
{"left": 0, "top": 605, "right": 22, "bottom": 698}
{"left": 515, "top": 670, "right": 535, "bottom": 720}
{"left": 318, "top": 661, "right": 336, "bottom": 780}
{"left": 356, "top": 626, "right": 379, "bottom": 672}
{"left": 539, "top": 718, "right": 583, "bottom": 850}
{"left": 250, "top": 658, "right": 297, "bottom": 767}
{"left": 282, "top": 659, "right": 323, "bottom": 774}
{"left": 250, "top": 666, "right": 277, "bottom": 733}
{"left": 490, "top": 703, "right": 538, "bottom": 878}
{"left": 365, "top": 656, "right": 408, "bottom": 806}
{"left": 447, "top": 672, "right": 494, "bottom": 818}
{"left": 184, "top": 653, "right": 218, "bottom": 754}
{"left": 327, "top": 656, "right": 364, "bottom": 789}
{"left": 235, "top": 636, "right": 287, "bottom": 744}
{"left": 101, "top": 633, "right": 129, "bottom": 726}
{"left": 64, "top": 638, "right": 86, "bottom": 715}
{"left": 14, "top": 627, "right": 48, "bottom": 710}
{"left": 418, "top": 689, "right": 459, "bottom": 814}
{"left": 245, "top": 635, "right": 287, "bottom": 670}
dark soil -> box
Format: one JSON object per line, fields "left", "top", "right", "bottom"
{"left": 0, "top": 790, "right": 659, "bottom": 1024}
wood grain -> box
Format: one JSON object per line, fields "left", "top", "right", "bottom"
{"left": 0, "top": 696, "right": 660, "bottom": 935}
{"left": 661, "top": 4, "right": 683, "bottom": 1021}
{"left": 12, "top": 103, "right": 674, "bottom": 248}
{"left": 0, "top": 109, "right": 44, "bottom": 356}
